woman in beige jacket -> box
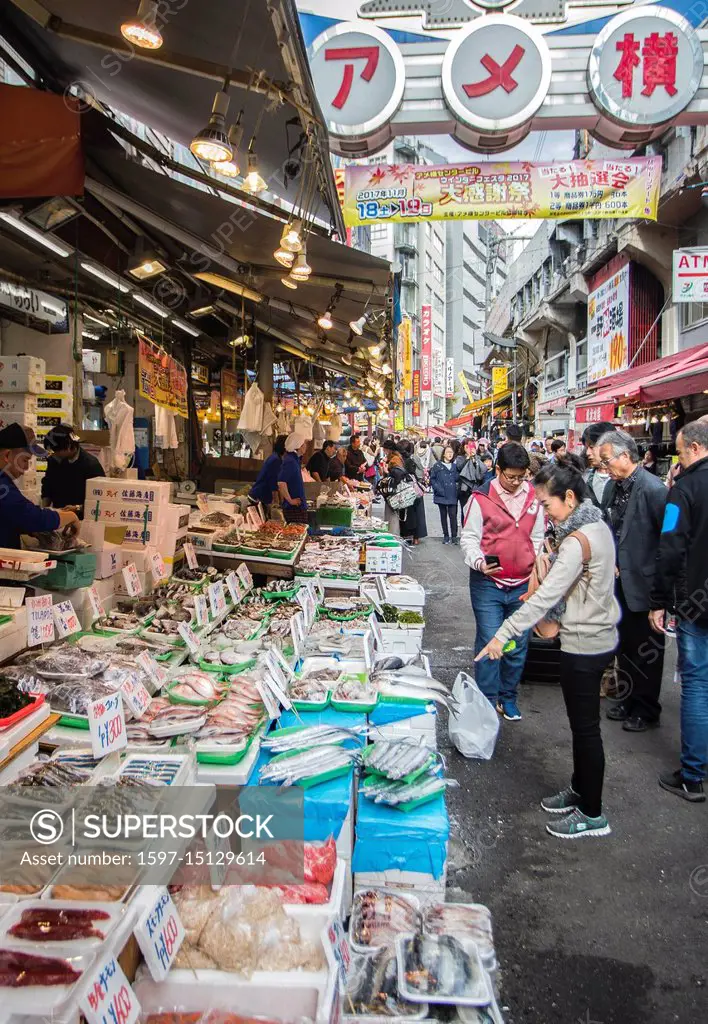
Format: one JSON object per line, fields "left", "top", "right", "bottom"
{"left": 476, "top": 456, "right": 620, "bottom": 841}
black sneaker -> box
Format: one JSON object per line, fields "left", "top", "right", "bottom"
{"left": 622, "top": 716, "right": 660, "bottom": 732}
{"left": 606, "top": 703, "right": 630, "bottom": 721}
{"left": 658, "top": 770, "right": 705, "bottom": 803}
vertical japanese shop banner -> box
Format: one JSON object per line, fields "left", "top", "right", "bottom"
{"left": 587, "top": 264, "right": 630, "bottom": 384}
{"left": 492, "top": 366, "right": 509, "bottom": 395}
{"left": 433, "top": 348, "right": 444, "bottom": 398}
{"left": 421, "top": 306, "right": 432, "bottom": 394}
{"left": 138, "top": 339, "right": 188, "bottom": 417}
{"left": 412, "top": 370, "right": 421, "bottom": 419}
{"left": 446, "top": 358, "right": 455, "bottom": 398}
{"left": 400, "top": 318, "right": 413, "bottom": 398}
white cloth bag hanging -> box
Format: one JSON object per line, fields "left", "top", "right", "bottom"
{"left": 104, "top": 389, "right": 135, "bottom": 470}
{"left": 238, "top": 383, "right": 265, "bottom": 432}
{"left": 326, "top": 413, "right": 342, "bottom": 442}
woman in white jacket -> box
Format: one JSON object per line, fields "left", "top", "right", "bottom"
{"left": 476, "top": 455, "right": 620, "bottom": 840}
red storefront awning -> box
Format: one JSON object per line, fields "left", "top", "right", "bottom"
{"left": 575, "top": 343, "right": 708, "bottom": 413}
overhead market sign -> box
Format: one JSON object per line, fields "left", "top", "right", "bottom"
{"left": 672, "top": 248, "right": 708, "bottom": 302}
{"left": 343, "top": 157, "right": 660, "bottom": 224}
{"left": 308, "top": 8, "right": 707, "bottom": 155}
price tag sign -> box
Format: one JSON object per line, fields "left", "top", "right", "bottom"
{"left": 255, "top": 678, "right": 281, "bottom": 721}
{"left": 271, "top": 646, "right": 296, "bottom": 680}
{"left": 368, "top": 611, "right": 384, "bottom": 651}
{"left": 26, "top": 594, "right": 54, "bottom": 647}
{"left": 80, "top": 954, "right": 140, "bottom": 1024}
{"left": 196, "top": 492, "right": 210, "bottom": 515}
{"left": 147, "top": 547, "right": 166, "bottom": 585}
{"left": 87, "top": 584, "right": 104, "bottom": 622}
{"left": 208, "top": 580, "right": 227, "bottom": 618}
{"left": 245, "top": 506, "right": 261, "bottom": 530}
{"left": 122, "top": 562, "right": 143, "bottom": 597}
{"left": 134, "top": 887, "right": 185, "bottom": 982}
{"left": 88, "top": 692, "right": 127, "bottom": 758}
{"left": 194, "top": 593, "right": 209, "bottom": 627}
{"left": 226, "top": 571, "right": 242, "bottom": 605}
{"left": 137, "top": 650, "right": 167, "bottom": 688}
{"left": 237, "top": 562, "right": 253, "bottom": 591}
{"left": 121, "top": 676, "right": 152, "bottom": 719}
{"left": 290, "top": 611, "right": 304, "bottom": 657}
{"left": 262, "top": 653, "right": 291, "bottom": 710}
{"left": 178, "top": 620, "right": 201, "bottom": 655}
{"left": 184, "top": 542, "right": 198, "bottom": 569}
{"left": 53, "top": 599, "right": 81, "bottom": 639}
{"left": 323, "top": 919, "right": 351, "bottom": 990}
{"left": 363, "top": 629, "right": 374, "bottom": 671}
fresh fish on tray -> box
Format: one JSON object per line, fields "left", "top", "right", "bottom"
{"left": 350, "top": 890, "right": 420, "bottom": 949}
{"left": 262, "top": 724, "right": 366, "bottom": 754}
{"left": 361, "top": 775, "right": 457, "bottom": 807}
{"left": 259, "top": 745, "right": 357, "bottom": 785}
{"left": 288, "top": 678, "right": 329, "bottom": 703}
{"left": 398, "top": 933, "right": 489, "bottom": 1005}
{"left": 332, "top": 678, "right": 377, "bottom": 703}
{"left": 364, "top": 739, "right": 437, "bottom": 780}
{"left": 345, "top": 948, "right": 423, "bottom": 1017}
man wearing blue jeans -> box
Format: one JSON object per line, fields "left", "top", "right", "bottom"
{"left": 461, "top": 442, "right": 545, "bottom": 721}
{"left": 650, "top": 421, "right": 708, "bottom": 803}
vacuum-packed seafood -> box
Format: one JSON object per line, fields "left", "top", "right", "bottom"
{"left": 0, "top": 948, "right": 83, "bottom": 987}
{"left": 350, "top": 890, "right": 419, "bottom": 949}
{"left": 8, "top": 907, "right": 110, "bottom": 942}
{"left": 259, "top": 745, "right": 356, "bottom": 785}
{"left": 345, "top": 949, "right": 422, "bottom": 1017}
{"left": 363, "top": 739, "right": 436, "bottom": 780}
{"left": 262, "top": 724, "right": 365, "bottom": 754}
{"left": 398, "top": 933, "right": 487, "bottom": 1004}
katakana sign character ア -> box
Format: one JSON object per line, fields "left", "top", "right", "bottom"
{"left": 641, "top": 32, "right": 678, "bottom": 97}
{"left": 463, "top": 44, "right": 525, "bottom": 98}
{"left": 325, "top": 46, "right": 380, "bottom": 109}
{"left": 614, "top": 33, "right": 640, "bottom": 98}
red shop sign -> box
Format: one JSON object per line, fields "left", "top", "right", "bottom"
{"left": 575, "top": 401, "right": 616, "bottom": 424}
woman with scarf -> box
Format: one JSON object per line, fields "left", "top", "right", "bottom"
{"left": 476, "top": 455, "right": 620, "bottom": 841}
{"left": 277, "top": 432, "right": 309, "bottom": 524}
{"left": 398, "top": 439, "right": 428, "bottom": 545}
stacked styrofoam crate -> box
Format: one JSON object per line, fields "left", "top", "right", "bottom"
{"left": 32, "top": 577, "right": 117, "bottom": 631}
{"left": 84, "top": 478, "right": 187, "bottom": 579}
{"left": 0, "top": 357, "right": 46, "bottom": 504}
{"left": 36, "top": 373, "right": 74, "bottom": 436}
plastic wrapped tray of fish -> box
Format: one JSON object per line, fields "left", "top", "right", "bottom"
{"left": 349, "top": 889, "right": 421, "bottom": 955}
{"left": 396, "top": 933, "right": 492, "bottom": 1007}
{"left": 343, "top": 947, "right": 428, "bottom": 1019}
{"left": 113, "top": 753, "right": 192, "bottom": 787}
{"left": 331, "top": 674, "right": 379, "bottom": 713}
{"left": 259, "top": 745, "right": 358, "bottom": 788}
{"left": 262, "top": 723, "right": 367, "bottom": 754}
{"left": 360, "top": 775, "right": 457, "bottom": 812}
{"left": 423, "top": 904, "right": 496, "bottom": 973}
{"left": 360, "top": 739, "right": 439, "bottom": 784}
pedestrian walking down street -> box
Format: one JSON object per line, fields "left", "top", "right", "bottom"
{"left": 650, "top": 421, "right": 708, "bottom": 803}
{"left": 476, "top": 456, "right": 620, "bottom": 839}
{"left": 380, "top": 439, "right": 404, "bottom": 536}
{"left": 461, "top": 442, "right": 545, "bottom": 722}
{"left": 430, "top": 444, "right": 459, "bottom": 544}
{"left": 456, "top": 441, "right": 486, "bottom": 529}
{"left": 581, "top": 421, "right": 614, "bottom": 509}
{"left": 598, "top": 430, "right": 667, "bottom": 733}
{"left": 399, "top": 440, "right": 428, "bottom": 545}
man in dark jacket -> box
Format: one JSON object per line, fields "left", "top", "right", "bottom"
{"left": 344, "top": 433, "right": 367, "bottom": 479}
{"left": 307, "top": 440, "right": 336, "bottom": 482}
{"left": 598, "top": 430, "right": 667, "bottom": 732}
{"left": 42, "top": 425, "right": 104, "bottom": 514}
{"left": 581, "top": 421, "right": 615, "bottom": 508}
{"left": 649, "top": 420, "right": 708, "bottom": 802}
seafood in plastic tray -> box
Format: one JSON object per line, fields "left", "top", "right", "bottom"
{"left": 199, "top": 511, "right": 235, "bottom": 529}
{"left": 332, "top": 677, "right": 378, "bottom": 706}
{"left": 422, "top": 904, "right": 496, "bottom": 969}
{"left": 47, "top": 677, "right": 120, "bottom": 716}
{"left": 33, "top": 648, "right": 108, "bottom": 679}
{"left": 396, "top": 934, "right": 491, "bottom": 1007}
{"left": 360, "top": 776, "right": 456, "bottom": 810}
{"left": 194, "top": 674, "right": 265, "bottom": 743}
{"left": 288, "top": 677, "right": 330, "bottom": 704}
{"left": 167, "top": 671, "right": 225, "bottom": 705}
{"left": 259, "top": 745, "right": 356, "bottom": 786}
{"left": 1, "top": 665, "right": 52, "bottom": 694}
{"left": 349, "top": 890, "right": 420, "bottom": 952}
{"left": 117, "top": 754, "right": 189, "bottom": 786}
{"left": 8, "top": 759, "right": 93, "bottom": 806}
{"left": 220, "top": 617, "right": 262, "bottom": 641}
{"left": 344, "top": 948, "right": 426, "bottom": 1018}
{"left": 1, "top": 901, "right": 121, "bottom": 946}
{"left": 142, "top": 698, "right": 207, "bottom": 738}
{"left": 49, "top": 883, "right": 129, "bottom": 902}
{"left": 173, "top": 566, "right": 210, "bottom": 583}
{"left": 362, "top": 739, "right": 437, "bottom": 781}
{"left": 171, "top": 885, "right": 324, "bottom": 975}
{"left": 370, "top": 665, "right": 459, "bottom": 711}
{"left": 262, "top": 724, "right": 366, "bottom": 755}
{"left": 0, "top": 945, "right": 90, "bottom": 987}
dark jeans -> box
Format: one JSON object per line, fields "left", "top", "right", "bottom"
{"left": 676, "top": 620, "right": 708, "bottom": 782}
{"left": 459, "top": 492, "right": 471, "bottom": 528}
{"left": 617, "top": 582, "right": 665, "bottom": 722}
{"left": 438, "top": 503, "right": 457, "bottom": 540}
{"left": 469, "top": 572, "right": 530, "bottom": 702}
{"left": 559, "top": 650, "right": 613, "bottom": 817}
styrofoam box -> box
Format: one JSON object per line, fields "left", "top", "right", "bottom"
{"left": 0, "top": 412, "right": 37, "bottom": 432}
{"left": 354, "top": 860, "right": 448, "bottom": 906}
{"left": 0, "top": 628, "right": 29, "bottom": 664}
{"left": 114, "top": 568, "right": 154, "bottom": 597}
{"left": 85, "top": 498, "right": 162, "bottom": 527}
{"left": 133, "top": 909, "right": 333, "bottom": 1021}
{"left": 365, "top": 547, "right": 403, "bottom": 574}
{"left": 0, "top": 356, "right": 45, "bottom": 377}
{"left": 0, "top": 606, "right": 27, "bottom": 637}
{"left": 37, "top": 411, "right": 72, "bottom": 429}
{"left": 120, "top": 523, "right": 187, "bottom": 551}
{"left": 33, "top": 578, "right": 116, "bottom": 630}
{"left": 0, "top": 393, "right": 38, "bottom": 415}
{"left": 378, "top": 626, "right": 424, "bottom": 658}
{"left": 0, "top": 371, "right": 44, "bottom": 394}
{"left": 85, "top": 477, "right": 172, "bottom": 507}
{"left": 95, "top": 544, "right": 123, "bottom": 580}
{"left": 371, "top": 710, "right": 438, "bottom": 747}
{"left": 43, "top": 374, "right": 73, "bottom": 394}
{"left": 37, "top": 393, "right": 73, "bottom": 413}
{"left": 362, "top": 580, "right": 426, "bottom": 611}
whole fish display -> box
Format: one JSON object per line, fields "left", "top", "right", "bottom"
{"left": 262, "top": 724, "right": 366, "bottom": 754}
{"left": 168, "top": 671, "right": 223, "bottom": 704}
{"left": 350, "top": 889, "right": 420, "bottom": 949}
{"left": 363, "top": 739, "right": 437, "bottom": 780}
{"left": 345, "top": 948, "right": 422, "bottom": 1017}
{"left": 399, "top": 933, "right": 487, "bottom": 1004}
{"left": 259, "top": 745, "right": 357, "bottom": 785}
{"left": 361, "top": 775, "right": 457, "bottom": 808}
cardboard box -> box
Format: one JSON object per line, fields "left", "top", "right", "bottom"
{"left": 0, "top": 371, "right": 44, "bottom": 394}
{"left": 0, "top": 393, "right": 38, "bottom": 415}
{"left": 0, "top": 412, "right": 37, "bottom": 432}
{"left": 0, "top": 356, "right": 45, "bottom": 377}
{"left": 85, "top": 478, "right": 172, "bottom": 507}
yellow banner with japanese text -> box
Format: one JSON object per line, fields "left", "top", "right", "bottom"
{"left": 138, "top": 338, "right": 188, "bottom": 417}
{"left": 492, "top": 366, "right": 509, "bottom": 395}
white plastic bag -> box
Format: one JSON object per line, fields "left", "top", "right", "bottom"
{"left": 448, "top": 671, "right": 499, "bottom": 759}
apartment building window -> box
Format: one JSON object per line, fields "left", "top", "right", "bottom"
{"left": 434, "top": 326, "right": 444, "bottom": 347}
{"left": 425, "top": 252, "right": 432, "bottom": 273}
{"left": 433, "top": 292, "right": 444, "bottom": 314}
{"left": 432, "top": 232, "right": 443, "bottom": 256}
{"left": 576, "top": 337, "right": 588, "bottom": 375}
{"left": 370, "top": 224, "right": 388, "bottom": 240}
{"left": 545, "top": 351, "right": 567, "bottom": 385}
{"left": 682, "top": 301, "right": 708, "bottom": 329}
{"left": 426, "top": 285, "right": 433, "bottom": 306}
{"left": 433, "top": 262, "right": 443, "bottom": 284}
{"left": 463, "top": 342, "right": 475, "bottom": 355}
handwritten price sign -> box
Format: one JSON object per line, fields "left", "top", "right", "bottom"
{"left": 208, "top": 580, "right": 227, "bottom": 618}
{"left": 26, "top": 594, "right": 54, "bottom": 647}
{"left": 147, "top": 547, "right": 166, "bottom": 585}
{"left": 121, "top": 676, "right": 151, "bottom": 719}
{"left": 183, "top": 542, "right": 198, "bottom": 569}
{"left": 52, "top": 599, "right": 81, "bottom": 638}
{"left": 237, "top": 562, "right": 253, "bottom": 591}
{"left": 194, "top": 593, "right": 209, "bottom": 627}
{"left": 80, "top": 954, "right": 140, "bottom": 1024}
{"left": 137, "top": 650, "right": 167, "bottom": 688}
{"left": 88, "top": 692, "right": 127, "bottom": 758}
{"left": 178, "top": 620, "right": 201, "bottom": 655}
{"left": 134, "top": 887, "right": 185, "bottom": 981}
{"left": 226, "top": 570, "right": 242, "bottom": 605}
{"left": 121, "top": 562, "right": 143, "bottom": 597}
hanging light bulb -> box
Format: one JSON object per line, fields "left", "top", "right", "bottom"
{"left": 368, "top": 343, "right": 382, "bottom": 356}
{"left": 191, "top": 91, "right": 232, "bottom": 163}
{"left": 281, "top": 276, "right": 297, "bottom": 290}
{"left": 661, "top": 413, "right": 669, "bottom": 422}
{"left": 317, "top": 309, "right": 333, "bottom": 331}
{"left": 276, "top": 402, "right": 283, "bottom": 414}
{"left": 280, "top": 219, "right": 303, "bottom": 254}
{"left": 350, "top": 314, "right": 367, "bottom": 336}
{"left": 381, "top": 361, "right": 392, "bottom": 375}
{"left": 242, "top": 149, "right": 266, "bottom": 195}
{"left": 274, "top": 244, "right": 295, "bottom": 267}
{"left": 212, "top": 117, "right": 244, "bottom": 177}
{"left": 650, "top": 415, "right": 659, "bottom": 424}
{"left": 121, "top": 0, "right": 163, "bottom": 49}
{"left": 290, "top": 248, "right": 312, "bottom": 281}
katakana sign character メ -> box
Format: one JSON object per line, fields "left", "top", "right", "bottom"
{"left": 324, "top": 46, "right": 380, "bottom": 109}
{"left": 613, "top": 33, "right": 640, "bottom": 98}
{"left": 641, "top": 32, "right": 678, "bottom": 97}
{"left": 463, "top": 44, "right": 525, "bottom": 98}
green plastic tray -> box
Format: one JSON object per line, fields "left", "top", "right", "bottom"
{"left": 291, "top": 693, "right": 331, "bottom": 712}
{"left": 361, "top": 751, "right": 437, "bottom": 785}
{"left": 57, "top": 714, "right": 90, "bottom": 729}
{"left": 316, "top": 506, "right": 353, "bottom": 527}
{"left": 199, "top": 656, "right": 256, "bottom": 675}
{"left": 264, "top": 548, "right": 297, "bottom": 561}
{"left": 196, "top": 730, "right": 257, "bottom": 765}
{"left": 265, "top": 747, "right": 352, "bottom": 789}
{"left": 262, "top": 585, "right": 301, "bottom": 601}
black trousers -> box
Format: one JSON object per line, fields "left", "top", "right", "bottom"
{"left": 559, "top": 650, "right": 613, "bottom": 817}
{"left": 617, "top": 582, "right": 665, "bottom": 722}
{"left": 438, "top": 503, "right": 457, "bottom": 539}
{"left": 459, "top": 492, "right": 470, "bottom": 527}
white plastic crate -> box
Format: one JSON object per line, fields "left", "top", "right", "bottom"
{"left": 378, "top": 625, "right": 424, "bottom": 658}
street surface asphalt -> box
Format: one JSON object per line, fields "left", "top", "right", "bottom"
{"left": 399, "top": 495, "right": 708, "bottom": 1024}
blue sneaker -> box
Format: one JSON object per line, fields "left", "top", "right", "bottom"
{"left": 497, "top": 699, "right": 522, "bottom": 721}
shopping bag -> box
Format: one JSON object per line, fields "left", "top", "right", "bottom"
{"left": 448, "top": 671, "right": 499, "bottom": 760}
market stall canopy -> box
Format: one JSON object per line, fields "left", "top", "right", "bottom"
{"left": 575, "top": 343, "right": 708, "bottom": 410}
{"left": 0, "top": 0, "right": 343, "bottom": 232}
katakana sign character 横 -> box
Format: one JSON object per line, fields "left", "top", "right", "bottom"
{"left": 463, "top": 44, "right": 525, "bottom": 98}
{"left": 325, "top": 46, "right": 380, "bottom": 109}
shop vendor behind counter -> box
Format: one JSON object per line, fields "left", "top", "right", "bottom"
{"left": 41, "top": 426, "right": 104, "bottom": 514}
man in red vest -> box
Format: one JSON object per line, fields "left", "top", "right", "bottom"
{"left": 461, "top": 442, "right": 545, "bottom": 721}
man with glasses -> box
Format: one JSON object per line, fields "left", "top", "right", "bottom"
{"left": 461, "top": 442, "right": 545, "bottom": 721}
{"left": 581, "top": 421, "right": 615, "bottom": 508}
{"left": 597, "top": 430, "right": 667, "bottom": 732}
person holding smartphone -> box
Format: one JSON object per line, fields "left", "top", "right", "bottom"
{"left": 460, "top": 442, "right": 545, "bottom": 721}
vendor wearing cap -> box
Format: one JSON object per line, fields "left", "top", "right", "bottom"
{"left": 0, "top": 423, "right": 79, "bottom": 550}
{"left": 278, "top": 433, "right": 309, "bottom": 524}
{"left": 41, "top": 425, "right": 104, "bottom": 515}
